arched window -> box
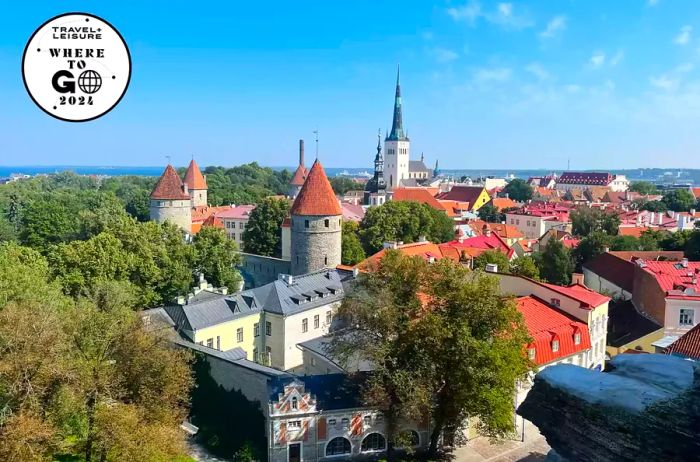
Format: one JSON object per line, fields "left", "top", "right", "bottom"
{"left": 326, "top": 437, "right": 351, "bottom": 456}
{"left": 361, "top": 433, "right": 386, "bottom": 452}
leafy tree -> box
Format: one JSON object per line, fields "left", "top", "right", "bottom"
{"left": 359, "top": 201, "right": 455, "bottom": 254}
{"left": 0, "top": 242, "right": 64, "bottom": 306}
{"left": 572, "top": 231, "right": 611, "bottom": 270}
{"left": 534, "top": 240, "right": 574, "bottom": 285}
{"left": 478, "top": 203, "right": 505, "bottom": 223}
{"left": 341, "top": 220, "right": 365, "bottom": 265}
{"left": 629, "top": 181, "right": 658, "bottom": 195}
{"left": 610, "top": 235, "right": 640, "bottom": 251}
{"left": 641, "top": 200, "right": 668, "bottom": 212}
{"left": 570, "top": 207, "right": 620, "bottom": 236}
{"left": 202, "top": 163, "right": 290, "bottom": 206}
{"left": 329, "top": 176, "right": 360, "bottom": 195}
{"left": 511, "top": 255, "right": 540, "bottom": 280}
{"left": 685, "top": 230, "right": 700, "bottom": 260}
{"left": 193, "top": 226, "right": 243, "bottom": 291}
{"left": 659, "top": 230, "right": 692, "bottom": 251}
{"left": 332, "top": 252, "right": 531, "bottom": 457}
{"left": 502, "top": 179, "right": 533, "bottom": 202}
{"left": 662, "top": 189, "right": 695, "bottom": 212}
{"left": 473, "top": 249, "right": 510, "bottom": 273}
{"left": 639, "top": 229, "right": 662, "bottom": 251}
{"left": 241, "top": 197, "right": 289, "bottom": 257}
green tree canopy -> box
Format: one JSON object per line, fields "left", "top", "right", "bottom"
{"left": 241, "top": 197, "right": 290, "bottom": 258}
{"left": 478, "top": 202, "right": 505, "bottom": 223}
{"left": 511, "top": 255, "right": 540, "bottom": 280}
{"left": 662, "top": 189, "right": 695, "bottom": 212}
{"left": 330, "top": 176, "right": 360, "bottom": 195}
{"left": 640, "top": 200, "right": 668, "bottom": 212}
{"left": 202, "top": 163, "right": 291, "bottom": 206}
{"left": 629, "top": 181, "right": 658, "bottom": 195}
{"left": 685, "top": 230, "right": 700, "bottom": 260}
{"left": 533, "top": 239, "right": 574, "bottom": 285}
{"left": 502, "top": 179, "right": 533, "bottom": 202}
{"left": 193, "top": 226, "right": 243, "bottom": 291}
{"left": 359, "top": 201, "right": 455, "bottom": 255}
{"left": 341, "top": 220, "right": 366, "bottom": 265}
{"left": 572, "top": 231, "right": 611, "bottom": 270}
{"left": 473, "top": 249, "right": 510, "bottom": 273}
{"left": 570, "top": 207, "right": 620, "bottom": 236}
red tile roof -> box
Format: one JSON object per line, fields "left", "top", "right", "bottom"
{"left": 290, "top": 160, "right": 342, "bottom": 216}
{"left": 393, "top": 188, "right": 453, "bottom": 216}
{"left": 184, "top": 159, "right": 207, "bottom": 190}
{"left": 691, "top": 187, "right": 700, "bottom": 199}
{"left": 290, "top": 164, "right": 308, "bottom": 186}
{"left": 341, "top": 202, "right": 365, "bottom": 222}
{"left": 469, "top": 220, "right": 524, "bottom": 240}
{"left": 150, "top": 165, "right": 190, "bottom": 200}
{"left": 192, "top": 205, "right": 231, "bottom": 223}
{"left": 446, "top": 230, "right": 515, "bottom": 258}
{"left": 618, "top": 226, "right": 646, "bottom": 238}
{"left": 356, "top": 241, "right": 461, "bottom": 270}
{"left": 640, "top": 260, "right": 700, "bottom": 299}
{"left": 517, "top": 295, "right": 592, "bottom": 366}
{"left": 216, "top": 205, "right": 255, "bottom": 219}
{"left": 201, "top": 213, "right": 224, "bottom": 230}
{"left": 489, "top": 197, "right": 518, "bottom": 211}
{"left": 539, "top": 282, "right": 610, "bottom": 308}
{"left": 436, "top": 185, "right": 486, "bottom": 206}
{"left": 666, "top": 323, "right": 700, "bottom": 360}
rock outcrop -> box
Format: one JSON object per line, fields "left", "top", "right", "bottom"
{"left": 517, "top": 354, "right": 700, "bottom": 462}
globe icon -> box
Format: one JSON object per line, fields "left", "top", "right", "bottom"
{"left": 78, "top": 70, "right": 102, "bottom": 94}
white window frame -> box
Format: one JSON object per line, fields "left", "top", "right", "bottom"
{"left": 679, "top": 308, "right": 695, "bottom": 326}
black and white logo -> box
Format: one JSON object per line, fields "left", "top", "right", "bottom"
{"left": 22, "top": 13, "right": 131, "bottom": 122}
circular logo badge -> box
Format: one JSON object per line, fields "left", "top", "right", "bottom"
{"left": 22, "top": 13, "right": 131, "bottom": 122}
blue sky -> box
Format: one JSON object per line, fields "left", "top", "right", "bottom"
{"left": 1, "top": 0, "right": 700, "bottom": 169}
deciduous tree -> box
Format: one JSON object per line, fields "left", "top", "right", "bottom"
{"left": 241, "top": 197, "right": 289, "bottom": 257}
{"left": 502, "top": 179, "right": 533, "bottom": 202}
{"left": 534, "top": 240, "right": 574, "bottom": 285}
{"left": 193, "top": 226, "right": 243, "bottom": 291}
{"left": 341, "top": 220, "right": 365, "bottom": 265}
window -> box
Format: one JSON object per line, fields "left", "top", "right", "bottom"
{"left": 302, "top": 318, "right": 308, "bottom": 333}
{"left": 679, "top": 309, "right": 695, "bottom": 326}
{"left": 328, "top": 418, "right": 336, "bottom": 426}
{"left": 326, "top": 437, "right": 351, "bottom": 456}
{"left": 291, "top": 397, "right": 298, "bottom": 410}
{"left": 288, "top": 419, "right": 301, "bottom": 429}
{"left": 361, "top": 433, "right": 386, "bottom": 452}
{"left": 314, "top": 315, "right": 320, "bottom": 329}
{"left": 324, "top": 256, "right": 328, "bottom": 265}
{"left": 528, "top": 347, "right": 536, "bottom": 360}
{"left": 305, "top": 220, "right": 309, "bottom": 228}
{"left": 231, "top": 232, "right": 235, "bottom": 240}
{"left": 574, "top": 332, "right": 581, "bottom": 345}
{"left": 326, "top": 311, "right": 332, "bottom": 325}
{"left": 206, "top": 338, "right": 213, "bottom": 348}
{"left": 236, "top": 328, "right": 243, "bottom": 343}
{"left": 266, "top": 321, "right": 272, "bottom": 336}
{"left": 253, "top": 348, "right": 258, "bottom": 362}
{"left": 239, "top": 222, "right": 244, "bottom": 229}
{"left": 341, "top": 417, "right": 349, "bottom": 427}
{"left": 552, "top": 339, "right": 560, "bottom": 352}
{"left": 551, "top": 298, "right": 560, "bottom": 307}
{"left": 311, "top": 357, "right": 316, "bottom": 366}
{"left": 266, "top": 346, "right": 272, "bottom": 364}
{"left": 254, "top": 323, "right": 260, "bottom": 337}
{"left": 364, "top": 415, "right": 371, "bottom": 425}
{"left": 324, "top": 219, "right": 329, "bottom": 228}
{"left": 216, "top": 336, "right": 221, "bottom": 350}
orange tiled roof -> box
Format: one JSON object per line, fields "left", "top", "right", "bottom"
{"left": 150, "top": 165, "right": 190, "bottom": 200}
{"left": 191, "top": 205, "right": 231, "bottom": 223}
{"left": 490, "top": 197, "right": 518, "bottom": 211}
{"left": 470, "top": 220, "right": 524, "bottom": 240}
{"left": 393, "top": 188, "right": 454, "bottom": 216}
{"left": 356, "top": 241, "right": 461, "bottom": 270}
{"left": 438, "top": 200, "right": 470, "bottom": 217}
{"left": 618, "top": 226, "right": 647, "bottom": 238}
{"left": 183, "top": 159, "right": 207, "bottom": 190}
{"left": 691, "top": 188, "right": 700, "bottom": 199}
{"left": 290, "top": 164, "right": 308, "bottom": 186}
{"left": 290, "top": 160, "right": 342, "bottom": 216}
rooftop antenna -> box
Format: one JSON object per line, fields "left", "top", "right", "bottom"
{"left": 313, "top": 129, "right": 319, "bottom": 160}
{"left": 567, "top": 158, "right": 570, "bottom": 171}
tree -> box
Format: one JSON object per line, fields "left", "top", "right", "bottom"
{"left": 478, "top": 203, "right": 505, "bottom": 223}
{"left": 659, "top": 230, "right": 692, "bottom": 251}
{"left": 332, "top": 252, "right": 531, "bottom": 457}
{"left": 0, "top": 242, "right": 64, "bottom": 307}
{"left": 341, "top": 220, "right": 365, "bottom": 265}
{"left": 359, "top": 201, "right": 455, "bottom": 255}
{"left": 193, "top": 226, "right": 243, "bottom": 291}
{"left": 502, "top": 179, "right": 532, "bottom": 202}
{"left": 629, "top": 181, "right": 657, "bottom": 195}
{"left": 684, "top": 230, "right": 700, "bottom": 260}
{"left": 572, "top": 231, "right": 611, "bottom": 270}
{"left": 570, "top": 207, "right": 620, "bottom": 236}
{"left": 641, "top": 200, "right": 668, "bottom": 212}
{"left": 639, "top": 229, "right": 662, "bottom": 251}
{"left": 534, "top": 240, "right": 574, "bottom": 285}
{"left": 329, "top": 176, "right": 360, "bottom": 195}
{"left": 610, "top": 235, "right": 640, "bottom": 251}
{"left": 241, "top": 197, "right": 289, "bottom": 257}
{"left": 662, "top": 189, "right": 695, "bottom": 212}
{"left": 473, "top": 249, "right": 510, "bottom": 273}
{"left": 511, "top": 255, "right": 540, "bottom": 280}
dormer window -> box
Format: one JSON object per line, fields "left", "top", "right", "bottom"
{"left": 528, "top": 347, "right": 536, "bottom": 360}
{"left": 574, "top": 332, "right": 581, "bottom": 345}
{"left": 552, "top": 339, "right": 560, "bottom": 353}
{"left": 292, "top": 397, "right": 298, "bottom": 410}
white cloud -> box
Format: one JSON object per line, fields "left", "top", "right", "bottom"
{"left": 590, "top": 52, "right": 606, "bottom": 68}
{"left": 539, "top": 15, "right": 567, "bottom": 39}
{"left": 525, "top": 62, "right": 550, "bottom": 80}
{"left": 650, "top": 75, "right": 680, "bottom": 91}
{"left": 474, "top": 67, "right": 512, "bottom": 83}
{"left": 433, "top": 47, "right": 459, "bottom": 63}
{"left": 447, "top": 1, "right": 533, "bottom": 30}
{"left": 674, "top": 25, "right": 692, "bottom": 46}
{"left": 610, "top": 50, "right": 624, "bottom": 66}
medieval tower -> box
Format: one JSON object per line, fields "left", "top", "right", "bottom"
{"left": 289, "top": 160, "right": 342, "bottom": 275}
{"left": 149, "top": 164, "right": 192, "bottom": 233}
{"left": 383, "top": 66, "right": 410, "bottom": 190}
{"left": 183, "top": 159, "right": 208, "bottom": 207}
{"left": 289, "top": 139, "right": 308, "bottom": 199}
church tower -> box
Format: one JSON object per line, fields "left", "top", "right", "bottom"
{"left": 150, "top": 165, "right": 192, "bottom": 233}
{"left": 383, "top": 66, "right": 410, "bottom": 190}
{"left": 363, "top": 131, "right": 387, "bottom": 206}
{"left": 184, "top": 159, "right": 208, "bottom": 207}
{"left": 290, "top": 160, "right": 342, "bottom": 275}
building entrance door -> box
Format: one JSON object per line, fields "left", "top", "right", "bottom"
{"left": 288, "top": 443, "right": 301, "bottom": 462}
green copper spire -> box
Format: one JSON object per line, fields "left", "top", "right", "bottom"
{"left": 386, "top": 65, "right": 408, "bottom": 142}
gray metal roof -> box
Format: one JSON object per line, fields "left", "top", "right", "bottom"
{"left": 164, "top": 289, "right": 262, "bottom": 331}
{"left": 409, "top": 160, "right": 430, "bottom": 173}
{"left": 249, "top": 269, "right": 345, "bottom": 316}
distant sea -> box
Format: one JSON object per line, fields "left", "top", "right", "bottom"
{"left": 0, "top": 165, "right": 697, "bottom": 185}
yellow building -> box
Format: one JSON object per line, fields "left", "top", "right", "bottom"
{"left": 436, "top": 185, "right": 492, "bottom": 212}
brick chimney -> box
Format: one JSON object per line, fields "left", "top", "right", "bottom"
{"left": 299, "top": 139, "right": 305, "bottom": 167}
{"left": 571, "top": 273, "right": 585, "bottom": 286}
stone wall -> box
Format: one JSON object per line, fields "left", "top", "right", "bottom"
{"left": 290, "top": 214, "right": 342, "bottom": 276}
{"left": 631, "top": 264, "right": 667, "bottom": 326}
{"left": 149, "top": 199, "right": 192, "bottom": 233}
{"left": 240, "top": 253, "right": 291, "bottom": 288}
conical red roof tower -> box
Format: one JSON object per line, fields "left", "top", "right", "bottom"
{"left": 184, "top": 159, "right": 207, "bottom": 190}
{"left": 290, "top": 160, "right": 341, "bottom": 216}
{"left": 150, "top": 165, "right": 190, "bottom": 200}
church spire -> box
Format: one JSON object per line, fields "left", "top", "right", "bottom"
{"left": 387, "top": 65, "right": 407, "bottom": 141}
{"left": 433, "top": 159, "right": 440, "bottom": 178}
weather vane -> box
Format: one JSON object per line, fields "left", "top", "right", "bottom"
{"left": 313, "top": 129, "right": 319, "bottom": 159}
{"left": 165, "top": 155, "right": 171, "bottom": 165}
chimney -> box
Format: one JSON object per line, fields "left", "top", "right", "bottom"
{"left": 418, "top": 235, "right": 427, "bottom": 243}
{"left": 176, "top": 296, "right": 185, "bottom": 305}
{"left": 299, "top": 139, "right": 305, "bottom": 167}
{"left": 278, "top": 273, "right": 294, "bottom": 285}
{"left": 604, "top": 246, "right": 610, "bottom": 253}
{"left": 658, "top": 213, "right": 664, "bottom": 225}
{"left": 692, "top": 209, "right": 697, "bottom": 217}
{"left": 485, "top": 263, "right": 498, "bottom": 273}
{"left": 571, "top": 273, "right": 585, "bottom": 285}
{"left": 482, "top": 223, "right": 492, "bottom": 237}
{"left": 383, "top": 241, "right": 399, "bottom": 250}
{"left": 682, "top": 258, "right": 689, "bottom": 268}
{"left": 220, "top": 287, "right": 228, "bottom": 295}
{"left": 352, "top": 267, "right": 360, "bottom": 278}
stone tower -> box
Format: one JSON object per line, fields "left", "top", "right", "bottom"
{"left": 383, "top": 65, "right": 410, "bottom": 190}
{"left": 363, "top": 130, "right": 387, "bottom": 206}
{"left": 183, "top": 159, "right": 208, "bottom": 207}
{"left": 290, "top": 160, "right": 342, "bottom": 275}
{"left": 289, "top": 139, "right": 308, "bottom": 199}
{"left": 149, "top": 165, "right": 192, "bottom": 233}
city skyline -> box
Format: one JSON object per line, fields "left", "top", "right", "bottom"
{"left": 2, "top": 1, "right": 700, "bottom": 169}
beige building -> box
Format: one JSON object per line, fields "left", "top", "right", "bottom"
{"left": 217, "top": 205, "right": 255, "bottom": 249}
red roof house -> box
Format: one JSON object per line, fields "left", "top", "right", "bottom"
{"left": 666, "top": 323, "right": 700, "bottom": 360}
{"left": 290, "top": 160, "right": 342, "bottom": 216}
